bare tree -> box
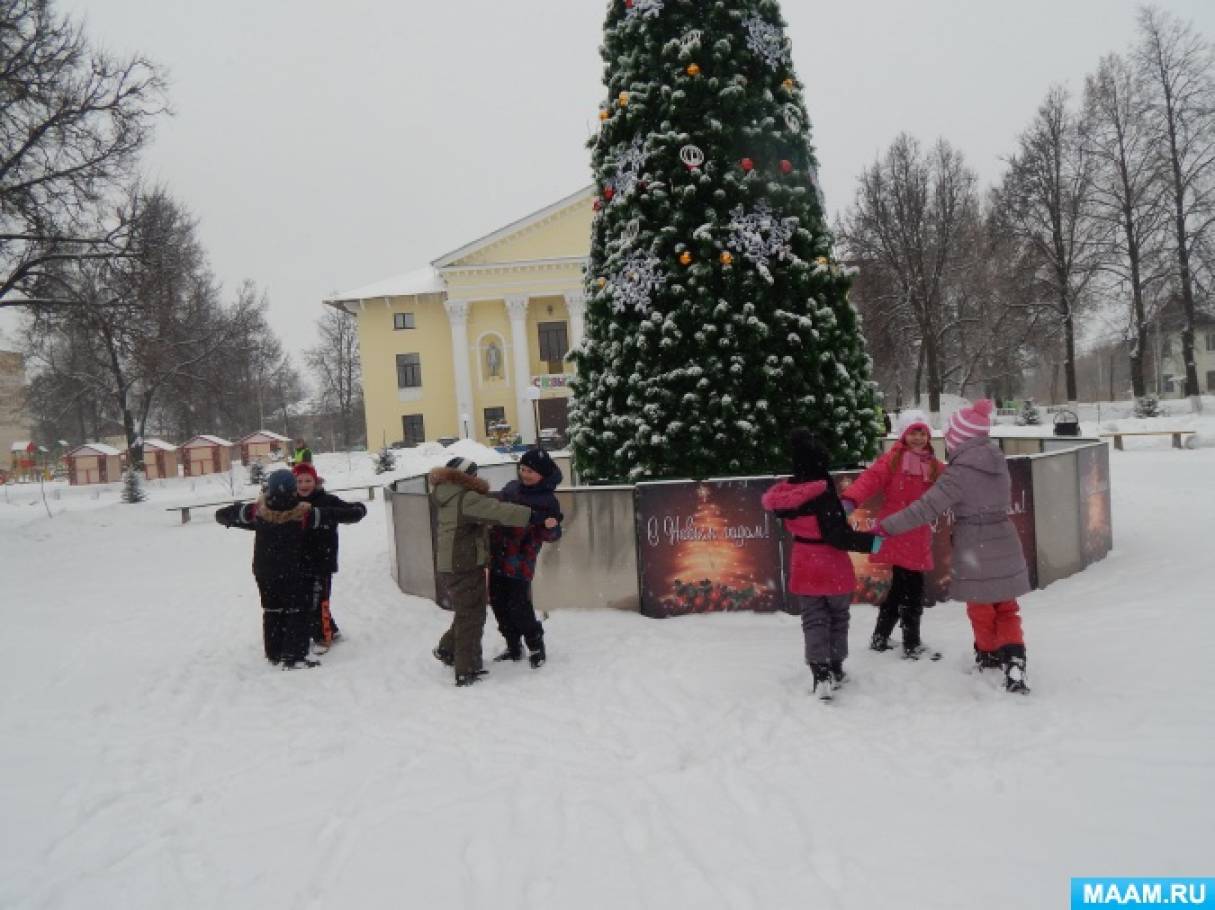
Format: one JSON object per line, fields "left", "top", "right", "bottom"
{"left": 0, "top": 0, "right": 167, "bottom": 309}
{"left": 1135, "top": 6, "right": 1215, "bottom": 407}
{"left": 23, "top": 188, "right": 259, "bottom": 464}
{"left": 306, "top": 307, "right": 363, "bottom": 450}
{"left": 840, "top": 134, "right": 978, "bottom": 414}
{"left": 997, "top": 86, "right": 1107, "bottom": 403}
{"left": 1082, "top": 52, "right": 1172, "bottom": 397}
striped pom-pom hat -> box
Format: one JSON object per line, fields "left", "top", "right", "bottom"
{"left": 944, "top": 399, "right": 995, "bottom": 451}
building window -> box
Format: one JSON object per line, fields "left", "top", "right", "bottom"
{"left": 1162, "top": 374, "right": 1175, "bottom": 394}
{"left": 1207, "top": 370, "right": 1215, "bottom": 393}
{"left": 484, "top": 407, "right": 506, "bottom": 436}
{"left": 537, "top": 321, "right": 569, "bottom": 372}
{"left": 402, "top": 414, "right": 425, "bottom": 445}
{"left": 393, "top": 312, "right": 416, "bottom": 330}
{"left": 1206, "top": 332, "right": 1215, "bottom": 352}
{"left": 396, "top": 353, "right": 422, "bottom": 388}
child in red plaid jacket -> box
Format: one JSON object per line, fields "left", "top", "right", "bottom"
{"left": 488, "top": 448, "right": 563, "bottom": 668}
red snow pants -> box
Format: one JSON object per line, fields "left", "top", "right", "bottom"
{"left": 966, "top": 600, "right": 1025, "bottom": 652}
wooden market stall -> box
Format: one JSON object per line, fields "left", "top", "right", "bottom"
{"left": 237, "top": 430, "right": 289, "bottom": 466}
{"left": 181, "top": 435, "right": 233, "bottom": 477}
{"left": 65, "top": 443, "right": 122, "bottom": 485}
{"left": 142, "top": 439, "right": 180, "bottom": 480}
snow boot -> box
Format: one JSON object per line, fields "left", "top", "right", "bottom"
{"left": 455, "top": 669, "right": 488, "bottom": 687}
{"left": 974, "top": 647, "right": 1002, "bottom": 671}
{"left": 810, "top": 662, "right": 834, "bottom": 700}
{"left": 869, "top": 632, "right": 895, "bottom": 652}
{"left": 899, "top": 605, "right": 923, "bottom": 657}
{"left": 870, "top": 600, "right": 899, "bottom": 652}
{"left": 432, "top": 646, "right": 454, "bottom": 667}
{"left": 528, "top": 641, "right": 546, "bottom": 669}
{"left": 493, "top": 640, "right": 523, "bottom": 662}
{"left": 1000, "top": 644, "right": 1030, "bottom": 694}
{"left": 829, "top": 659, "right": 847, "bottom": 689}
{"left": 282, "top": 658, "right": 321, "bottom": 670}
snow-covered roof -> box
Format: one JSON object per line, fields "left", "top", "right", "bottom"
{"left": 431, "top": 185, "right": 594, "bottom": 268}
{"left": 325, "top": 266, "right": 444, "bottom": 306}
{"left": 183, "top": 434, "right": 232, "bottom": 448}
{"left": 238, "top": 430, "right": 290, "bottom": 444}
{"left": 143, "top": 438, "right": 177, "bottom": 452}
{"left": 10, "top": 440, "right": 32, "bottom": 452}
{"left": 68, "top": 442, "right": 122, "bottom": 457}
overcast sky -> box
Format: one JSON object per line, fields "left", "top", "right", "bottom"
{"left": 5, "top": 0, "right": 1214, "bottom": 357}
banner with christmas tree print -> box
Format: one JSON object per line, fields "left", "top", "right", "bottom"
{"left": 569, "top": 0, "right": 884, "bottom": 484}
{"left": 635, "top": 477, "right": 784, "bottom": 618}
{"left": 1076, "top": 443, "right": 1112, "bottom": 567}
{"left": 836, "top": 457, "right": 1038, "bottom": 606}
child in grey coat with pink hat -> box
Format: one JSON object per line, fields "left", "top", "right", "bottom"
{"left": 879, "top": 399, "right": 1031, "bottom": 693}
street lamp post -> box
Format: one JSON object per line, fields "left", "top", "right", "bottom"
{"left": 524, "top": 385, "right": 542, "bottom": 446}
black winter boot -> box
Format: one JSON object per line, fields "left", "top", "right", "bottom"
{"left": 870, "top": 600, "right": 899, "bottom": 652}
{"left": 493, "top": 640, "right": 523, "bottom": 662}
{"left": 974, "top": 646, "right": 1002, "bottom": 670}
{"left": 829, "top": 659, "right": 847, "bottom": 689}
{"left": 455, "top": 669, "right": 488, "bottom": 687}
{"left": 810, "top": 662, "right": 833, "bottom": 700}
{"left": 1000, "top": 644, "right": 1030, "bottom": 694}
{"left": 899, "top": 605, "right": 924, "bottom": 658}
{"left": 528, "top": 640, "right": 546, "bottom": 669}
{"left": 432, "top": 646, "right": 454, "bottom": 667}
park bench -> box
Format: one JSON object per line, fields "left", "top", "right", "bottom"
{"left": 1099, "top": 430, "right": 1196, "bottom": 451}
{"left": 166, "top": 484, "right": 381, "bottom": 524}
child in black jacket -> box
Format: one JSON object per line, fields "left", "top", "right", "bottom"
{"left": 291, "top": 462, "right": 366, "bottom": 650}
{"left": 215, "top": 469, "right": 345, "bottom": 669}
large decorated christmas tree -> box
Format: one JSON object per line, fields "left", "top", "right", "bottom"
{"left": 569, "top": 0, "right": 883, "bottom": 482}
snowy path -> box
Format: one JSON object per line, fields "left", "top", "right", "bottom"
{"left": 2, "top": 448, "right": 1213, "bottom": 909}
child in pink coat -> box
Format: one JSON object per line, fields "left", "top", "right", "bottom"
{"left": 841, "top": 410, "right": 943, "bottom": 658}
{"left": 761, "top": 428, "right": 882, "bottom": 698}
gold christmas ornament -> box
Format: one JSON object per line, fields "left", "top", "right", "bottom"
{"left": 719, "top": 251, "right": 733, "bottom": 266}
{"left": 679, "top": 251, "right": 693, "bottom": 266}
{"left": 686, "top": 63, "right": 701, "bottom": 76}
{"left": 597, "top": 277, "right": 607, "bottom": 288}
{"left": 815, "top": 256, "right": 830, "bottom": 267}
{"left": 783, "top": 78, "right": 796, "bottom": 91}
{"left": 618, "top": 91, "right": 630, "bottom": 107}
{"left": 598, "top": 109, "right": 609, "bottom": 121}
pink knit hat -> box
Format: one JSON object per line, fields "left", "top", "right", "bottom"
{"left": 944, "top": 399, "right": 994, "bottom": 450}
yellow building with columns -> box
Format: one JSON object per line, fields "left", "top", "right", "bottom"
{"left": 325, "top": 187, "right": 593, "bottom": 449}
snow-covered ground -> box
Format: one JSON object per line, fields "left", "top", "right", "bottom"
{"left": 3, "top": 428, "right": 1214, "bottom": 909}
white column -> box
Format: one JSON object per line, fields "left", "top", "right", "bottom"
{"left": 443, "top": 298, "right": 474, "bottom": 438}
{"left": 563, "top": 289, "right": 586, "bottom": 353}
{"left": 505, "top": 295, "right": 537, "bottom": 443}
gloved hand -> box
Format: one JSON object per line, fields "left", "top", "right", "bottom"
{"left": 870, "top": 536, "right": 883, "bottom": 554}
{"left": 842, "top": 499, "right": 856, "bottom": 516}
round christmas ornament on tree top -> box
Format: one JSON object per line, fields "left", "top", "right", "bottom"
{"left": 686, "top": 63, "right": 701, "bottom": 76}
{"left": 571, "top": 0, "right": 883, "bottom": 482}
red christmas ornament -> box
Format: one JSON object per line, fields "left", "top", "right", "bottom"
{"left": 740, "top": 158, "right": 755, "bottom": 173}
{"left": 593, "top": 198, "right": 603, "bottom": 212}
{"left": 779, "top": 159, "right": 793, "bottom": 174}
{"left": 625, "top": 0, "right": 634, "bottom": 7}
{"left": 603, "top": 186, "right": 615, "bottom": 201}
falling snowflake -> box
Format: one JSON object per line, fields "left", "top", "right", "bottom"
{"left": 608, "top": 249, "right": 666, "bottom": 314}
{"left": 726, "top": 201, "right": 802, "bottom": 284}
{"left": 625, "top": 0, "right": 664, "bottom": 21}
{"left": 610, "top": 138, "right": 647, "bottom": 200}
{"left": 743, "top": 16, "right": 790, "bottom": 69}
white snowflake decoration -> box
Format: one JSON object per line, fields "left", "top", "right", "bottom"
{"left": 743, "top": 16, "right": 790, "bottom": 69}
{"left": 609, "top": 249, "right": 666, "bottom": 314}
{"left": 620, "top": 218, "right": 641, "bottom": 244}
{"left": 611, "top": 138, "right": 647, "bottom": 201}
{"left": 782, "top": 104, "right": 802, "bottom": 134}
{"left": 679, "top": 29, "right": 703, "bottom": 51}
{"left": 727, "top": 201, "right": 801, "bottom": 284}
{"left": 625, "top": 0, "right": 664, "bottom": 21}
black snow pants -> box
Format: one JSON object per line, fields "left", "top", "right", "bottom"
{"left": 489, "top": 573, "right": 544, "bottom": 650}
{"left": 256, "top": 576, "right": 311, "bottom": 663}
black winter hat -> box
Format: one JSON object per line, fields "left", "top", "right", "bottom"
{"left": 445, "top": 456, "right": 478, "bottom": 476}
{"left": 264, "top": 468, "right": 298, "bottom": 510}
{"left": 518, "top": 447, "right": 557, "bottom": 478}
{"left": 789, "top": 427, "right": 831, "bottom": 481}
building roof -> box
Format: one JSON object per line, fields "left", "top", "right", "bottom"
{"left": 322, "top": 185, "right": 594, "bottom": 308}
{"left": 325, "top": 266, "right": 444, "bottom": 306}
{"left": 68, "top": 442, "right": 122, "bottom": 457}
{"left": 237, "top": 430, "right": 290, "bottom": 444}
{"left": 143, "top": 438, "right": 177, "bottom": 452}
{"left": 10, "top": 440, "right": 33, "bottom": 452}
{"left": 183, "top": 434, "right": 233, "bottom": 447}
